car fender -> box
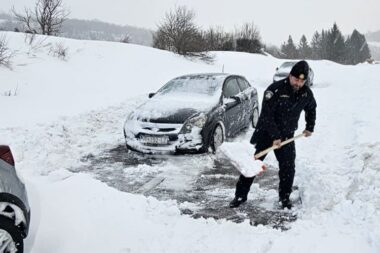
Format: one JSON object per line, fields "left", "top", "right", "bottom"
{"left": 202, "top": 118, "right": 225, "bottom": 148}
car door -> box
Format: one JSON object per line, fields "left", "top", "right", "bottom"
{"left": 222, "top": 77, "right": 244, "bottom": 136}
{"left": 236, "top": 77, "right": 254, "bottom": 126}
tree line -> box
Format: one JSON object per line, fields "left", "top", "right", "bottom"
{"left": 278, "top": 23, "right": 371, "bottom": 65}
{"left": 153, "top": 6, "right": 264, "bottom": 58}
{"left": 7, "top": 2, "right": 372, "bottom": 65}
{"left": 153, "top": 7, "right": 372, "bottom": 65}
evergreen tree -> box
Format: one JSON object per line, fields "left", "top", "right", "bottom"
{"left": 298, "top": 35, "right": 312, "bottom": 59}
{"left": 281, "top": 35, "right": 298, "bottom": 59}
{"left": 345, "top": 29, "right": 371, "bottom": 64}
{"left": 326, "top": 23, "right": 346, "bottom": 63}
{"left": 283, "top": 24, "right": 371, "bottom": 65}
{"left": 310, "top": 31, "right": 322, "bottom": 59}
{"left": 320, "top": 29, "right": 329, "bottom": 59}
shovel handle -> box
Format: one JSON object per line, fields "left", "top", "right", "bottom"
{"left": 254, "top": 133, "right": 305, "bottom": 159}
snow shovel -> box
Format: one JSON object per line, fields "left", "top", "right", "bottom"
{"left": 240, "top": 133, "right": 306, "bottom": 178}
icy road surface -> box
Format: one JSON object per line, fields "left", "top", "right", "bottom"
{"left": 70, "top": 140, "right": 300, "bottom": 230}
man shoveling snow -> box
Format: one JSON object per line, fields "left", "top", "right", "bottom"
{"left": 229, "top": 60, "right": 317, "bottom": 209}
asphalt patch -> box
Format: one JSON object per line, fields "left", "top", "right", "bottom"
{"left": 71, "top": 144, "right": 300, "bottom": 230}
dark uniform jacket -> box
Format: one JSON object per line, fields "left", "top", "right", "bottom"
{"left": 250, "top": 77, "right": 317, "bottom": 144}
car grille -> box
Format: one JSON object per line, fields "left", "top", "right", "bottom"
{"left": 136, "top": 122, "right": 182, "bottom": 147}
{"left": 142, "top": 127, "right": 176, "bottom": 133}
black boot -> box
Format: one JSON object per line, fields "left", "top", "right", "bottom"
{"left": 229, "top": 196, "right": 247, "bottom": 208}
{"left": 280, "top": 198, "right": 292, "bottom": 210}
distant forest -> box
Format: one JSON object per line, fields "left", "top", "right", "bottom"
{"left": 366, "top": 30, "right": 380, "bottom": 42}
{"left": 1, "top": 10, "right": 379, "bottom": 61}
{"left": 0, "top": 13, "right": 153, "bottom": 46}
{"left": 273, "top": 23, "right": 374, "bottom": 64}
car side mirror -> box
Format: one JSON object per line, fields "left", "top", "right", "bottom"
{"left": 276, "top": 67, "right": 279, "bottom": 71}
{"left": 148, "top": 93, "right": 156, "bottom": 98}
{"left": 231, "top": 95, "right": 241, "bottom": 103}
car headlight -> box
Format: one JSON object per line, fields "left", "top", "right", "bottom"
{"left": 124, "top": 112, "right": 139, "bottom": 134}
{"left": 181, "top": 113, "right": 207, "bottom": 133}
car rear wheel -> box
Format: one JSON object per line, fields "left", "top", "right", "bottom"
{"left": 0, "top": 216, "right": 23, "bottom": 253}
{"left": 251, "top": 107, "right": 259, "bottom": 128}
{"left": 210, "top": 124, "right": 224, "bottom": 153}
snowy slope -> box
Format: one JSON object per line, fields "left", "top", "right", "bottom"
{"left": 1, "top": 31, "right": 380, "bottom": 253}
{"left": 0, "top": 32, "right": 219, "bottom": 127}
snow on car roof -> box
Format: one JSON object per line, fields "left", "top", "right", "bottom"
{"left": 158, "top": 73, "right": 229, "bottom": 96}
{"left": 177, "top": 73, "right": 230, "bottom": 78}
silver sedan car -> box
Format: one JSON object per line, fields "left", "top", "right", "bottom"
{"left": 0, "top": 145, "right": 30, "bottom": 253}
{"left": 123, "top": 73, "right": 259, "bottom": 154}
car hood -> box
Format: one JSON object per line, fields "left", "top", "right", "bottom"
{"left": 131, "top": 94, "right": 219, "bottom": 124}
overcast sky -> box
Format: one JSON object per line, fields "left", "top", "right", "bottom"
{"left": 2, "top": 0, "right": 380, "bottom": 45}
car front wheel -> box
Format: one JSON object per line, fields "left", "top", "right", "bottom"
{"left": 0, "top": 216, "right": 23, "bottom": 253}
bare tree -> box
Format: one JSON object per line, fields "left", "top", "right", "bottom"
{"left": 24, "top": 33, "right": 51, "bottom": 56}
{"left": 36, "top": 0, "right": 69, "bottom": 35}
{"left": 153, "top": 6, "right": 205, "bottom": 56}
{"left": 0, "top": 35, "right": 14, "bottom": 68}
{"left": 51, "top": 42, "right": 67, "bottom": 59}
{"left": 12, "top": 7, "right": 37, "bottom": 33}
{"left": 235, "top": 22, "right": 263, "bottom": 53}
{"left": 203, "top": 26, "right": 234, "bottom": 51}
{"left": 120, "top": 34, "right": 131, "bottom": 43}
{"left": 12, "top": 0, "right": 69, "bottom": 35}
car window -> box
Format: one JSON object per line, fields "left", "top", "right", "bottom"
{"left": 158, "top": 75, "right": 223, "bottom": 96}
{"left": 223, "top": 78, "right": 240, "bottom": 97}
{"left": 237, "top": 78, "right": 250, "bottom": 91}
{"left": 280, "top": 62, "right": 296, "bottom": 68}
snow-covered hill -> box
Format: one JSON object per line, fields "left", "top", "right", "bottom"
{"left": 368, "top": 42, "right": 380, "bottom": 60}
{"left": 1, "top": 31, "right": 380, "bottom": 253}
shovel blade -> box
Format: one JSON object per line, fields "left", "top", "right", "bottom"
{"left": 240, "top": 159, "right": 265, "bottom": 178}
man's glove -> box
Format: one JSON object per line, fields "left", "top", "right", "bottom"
{"left": 303, "top": 130, "right": 313, "bottom": 137}
{"left": 273, "top": 139, "right": 282, "bottom": 148}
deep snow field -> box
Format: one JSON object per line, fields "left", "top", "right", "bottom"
{"left": 1, "top": 31, "right": 380, "bottom": 253}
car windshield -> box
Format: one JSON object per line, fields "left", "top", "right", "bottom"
{"left": 280, "top": 62, "right": 296, "bottom": 69}
{"left": 157, "top": 75, "right": 223, "bottom": 97}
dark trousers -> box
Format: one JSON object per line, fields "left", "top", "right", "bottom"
{"left": 234, "top": 135, "right": 296, "bottom": 201}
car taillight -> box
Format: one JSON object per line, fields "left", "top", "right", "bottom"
{"left": 0, "top": 145, "right": 15, "bottom": 166}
